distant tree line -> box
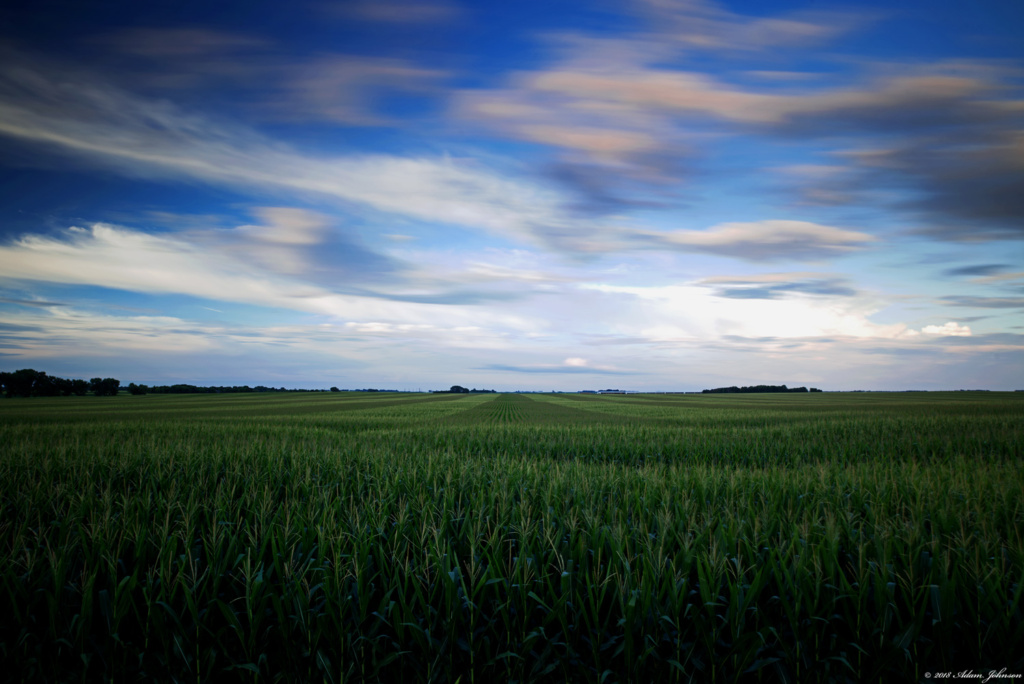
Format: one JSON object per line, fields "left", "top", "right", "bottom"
{"left": 1, "top": 371, "right": 423, "bottom": 397}
{"left": 702, "top": 384, "right": 822, "bottom": 394}
{"left": 138, "top": 384, "right": 354, "bottom": 395}
{"left": 1, "top": 370, "right": 350, "bottom": 398}
{"left": 145, "top": 384, "right": 271, "bottom": 394}
{"left": 435, "top": 385, "right": 497, "bottom": 394}
{"left": 1, "top": 369, "right": 119, "bottom": 397}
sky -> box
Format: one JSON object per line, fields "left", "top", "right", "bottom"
{"left": 0, "top": 0, "right": 1022, "bottom": 391}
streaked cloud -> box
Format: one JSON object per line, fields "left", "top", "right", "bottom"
{"left": 454, "top": 1, "right": 1023, "bottom": 239}
{"left": 0, "top": 55, "right": 890, "bottom": 262}
{"left": 635, "top": 221, "right": 875, "bottom": 261}
{"left": 699, "top": 272, "right": 858, "bottom": 299}
{"left": 273, "top": 56, "right": 449, "bottom": 125}
{"left": 0, "top": 220, "right": 529, "bottom": 333}
{"left": 940, "top": 296, "right": 1024, "bottom": 309}
{"left": 324, "top": 0, "right": 461, "bottom": 24}
{"left": 920, "top": 322, "right": 971, "bottom": 336}
{"left": 96, "top": 27, "right": 271, "bottom": 60}
{"left": 970, "top": 271, "right": 1024, "bottom": 285}
{"left": 579, "top": 282, "right": 907, "bottom": 341}
{"left": 0, "top": 57, "right": 575, "bottom": 247}
{"left": 479, "top": 363, "right": 632, "bottom": 376}
{"left": 943, "top": 264, "right": 1012, "bottom": 278}
{"left": 636, "top": 0, "right": 860, "bottom": 53}
{"left": 91, "top": 27, "right": 451, "bottom": 126}
{"left": 0, "top": 0, "right": 1021, "bottom": 390}
{"left": 85, "top": 27, "right": 277, "bottom": 93}
{"left": 0, "top": 297, "right": 66, "bottom": 308}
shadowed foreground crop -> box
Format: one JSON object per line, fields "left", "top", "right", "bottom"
{"left": 1, "top": 391, "right": 1022, "bottom": 682}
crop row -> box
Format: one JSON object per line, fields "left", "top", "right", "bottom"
{"left": 1, "top": 392, "right": 1022, "bottom": 682}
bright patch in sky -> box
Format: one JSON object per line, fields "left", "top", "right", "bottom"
{"left": 0, "top": 0, "right": 1022, "bottom": 390}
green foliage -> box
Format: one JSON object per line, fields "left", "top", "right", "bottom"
{"left": 0, "top": 369, "right": 91, "bottom": 397}
{"left": 0, "top": 391, "right": 1021, "bottom": 682}
{"left": 702, "top": 384, "right": 811, "bottom": 393}
{"left": 89, "top": 377, "right": 121, "bottom": 396}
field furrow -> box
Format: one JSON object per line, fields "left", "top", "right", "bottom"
{"left": 1, "top": 391, "right": 1021, "bottom": 682}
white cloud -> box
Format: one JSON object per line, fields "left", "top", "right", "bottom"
{"left": 0, "top": 57, "right": 899, "bottom": 261}
{"left": 638, "top": 220, "right": 876, "bottom": 261}
{"left": 0, "top": 306, "right": 222, "bottom": 358}
{"left": 921, "top": 322, "right": 972, "bottom": 336}
{"left": 579, "top": 282, "right": 907, "bottom": 341}
{"left": 0, "top": 221, "right": 532, "bottom": 333}
{"left": 973, "top": 271, "right": 1024, "bottom": 284}
{"left": 454, "top": 0, "right": 1022, "bottom": 237}
{"left": 274, "top": 55, "right": 449, "bottom": 125}
{"left": 0, "top": 217, "right": 923, "bottom": 374}
{"left": 637, "top": 0, "right": 855, "bottom": 53}
{"left": 520, "top": 69, "right": 993, "bottom": 126}
{"left": 0, "top": 58, "right": 575, "bottom": 249}
{"left": 236, "top": 208, "right": 328, "bottom": 246}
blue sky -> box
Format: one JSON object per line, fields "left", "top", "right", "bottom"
{"left": 0, "top": 0, "right": 1022, "bottom": 390}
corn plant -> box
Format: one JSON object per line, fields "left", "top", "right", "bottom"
{"left": 1, "top": 391, "right": 1021, "bottom": 682}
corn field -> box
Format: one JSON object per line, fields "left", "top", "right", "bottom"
{"left": 1, "top": 391, "right": 1022, "bottom": 682}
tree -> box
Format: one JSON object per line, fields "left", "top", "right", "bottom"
{"left": 90, "top": 377, "right": 120, "bottom": 396}
{"left": 330, "top": 387, "right": 340, "bottom": 392}
{"left": 33, "top": 373, "right": 62, "bottom": 396}
{"left": 54, "top": 377, "right": 73, "bottom": 396}
{"left": 450, "top": 385, "right": 469, "bottom": 393}
{"left": 2, "top": 370, "right": 113, "bottom": 397}
{"left": 126, "top": 383, "right": 148, "bottom": 396}
{"left": 3, "top": 369, "right": 44, "bottom": 397}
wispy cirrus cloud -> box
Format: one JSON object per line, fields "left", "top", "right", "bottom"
{"left": 454, "top": 0, "right": 1024, "bottom": 239}
{"left": 698, "top": 272, "right": 858, "bottom": 299}
{"left": 579, "top": 282, "right": 908, "bottom": 341}
{"left": 453, "top": 0, "right": 863, "bottom": 205}
{"left": 940, "top": 296, "right": 1024, "bottom": 309}
{"left": 0, "top": 303, "right": 410, "bottom": 383}
{"left": 0, "top": 297, "right": 65, "bottom": 308}
{"left": 942, "top": 264, "right": 1012, "bottom": 278}
{"left": 634, "top": 220, "right": 875, "bottom": 262}
{"left": 920, "top": 322, "right": 972, "bottom": 336}
{"left": 95, "top": 27, "right": 271, "bottom": 63}
{"left": 0, "top": 52, "right": 889, "bottom": 262}
{"left": 479, "top": 362, "right": 632, "bottom": 375}
{"left": 969, "top": 271, "right": 1024, "bottom": 285}
{"left": 636, "top": 0, "right": 860, "bottom": 53}
{"left": 0, "top": 218, "right": 533, "bottom": 333}
{"left": 0, "top": 0, "right": 1021, "bottom": 391}
{"left": 90, "top": 26, "right": 453, "bottom": 126}
{"left": 0, "top": 55, "right": 578, "bottom": 248}
{"left": 273, "top": 55, "right": 449, "bottom": 125}
{"left": 497, "top": 70, "right": 995, "bottom": 127}
{"left": 0, "top": 216, "right": 909, "bottom": 351}
{"left": 0, "top": 306, "right": 223, "bottom": 357}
